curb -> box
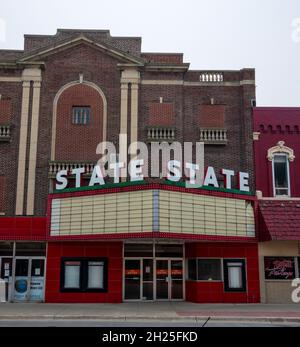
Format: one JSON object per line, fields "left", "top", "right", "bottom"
{"left": 0, "top": 315, "right": 299, "bottom": 323}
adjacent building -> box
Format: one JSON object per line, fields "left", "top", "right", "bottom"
{"left": 254, "top": 107, "right": 300, "bottom": 303}
{"left": 0, "top": 29, "right": 259, "bottom": 303}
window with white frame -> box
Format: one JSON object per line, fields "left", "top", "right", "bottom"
{"left": 272, "top": 154, "right": 290, "bottom": 197}
{"left": 61, "top": 258, "right": 107, "bottom": 292}
{"left": 223, "top": 259, "right": 246, "bottom": 292}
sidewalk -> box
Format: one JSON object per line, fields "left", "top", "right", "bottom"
{"left": 0, "top": 302, "right": 300, "bottom": 322}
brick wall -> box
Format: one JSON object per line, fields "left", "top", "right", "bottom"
{"left": 198, "top": 104, "right": 225, "bottom": 127}
{"left": 0, "top": 31, "right": 256, "bottom": 217}
{"left": 0, "top": 176, "right": 5, "bottom": 213}
{"left": 148, "top": 102, "right": 174, "bottom": 126}
{"left": 0, "top": 78, "right": 23, "bottom": 216}
{"left": 55, "top": 84, "right": 104, "bottom": 161}
{"left": 0, "top": 98, "right": 12, "bottom": 123}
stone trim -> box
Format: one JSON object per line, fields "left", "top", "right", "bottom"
{"left": 267, "top": 141, "right": 295, "bottom": 162}
{"left": 51, "top": 80, "right": 107, "bottom": 161}
{"left": 15, "top": 79, "right": 31, "bottom": 215}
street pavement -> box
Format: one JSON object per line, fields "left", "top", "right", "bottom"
{"left": 0, "top": 302, "right": 300, "bottom": 325}
{"left": 1, "top": 319, "right": 300, "bottom": 327}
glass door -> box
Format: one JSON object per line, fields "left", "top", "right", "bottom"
{"left": 156, "top": 259, "right": 169, "bottom": 300}
{"left": 155, "top": 259, "right": 184, "bottom": 300}
{"left": 0, "top": 258, "right": 12, "bottom": 301}
{"left": 13, "top": 258, "right": 45, "bottom": 302}
{"left": 170, "top": 260, "right": 183, "bottom": 300}
{"left": 142, "top": 259, "right": 153, "bottom": 300}
{"left": 14, "top": 258, "right": 29, "bottom": 301}
{"left": 124, "top": 259, "right": 141, "bottom": 300}
{"left": 29, "top": 259, "right": 45, "bottom": 302}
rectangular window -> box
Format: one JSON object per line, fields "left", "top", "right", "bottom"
{"left": 72, "top": 106, "right": 91, "bottom": 125}
{"left": 223, "top": 259, "right": 246, "bottom": 292}
{"left": 197, "top": 259, "right": 222, "bottom": 281}
{"left": 61, "top": 258, "right": 107, "bottom": 292}
{"left": 273, "top": 155, "right": 290, "bottom": 196}
{"left": 87, "top": 261, "right": 104, "bottom": 289}
{"left": 187, "top": 258, "right": 222, "bottom": 281}
{"left": 64, "top": 261, "right": 81, "bottom": 289}
{"left": 264, "top": 257, "right": 295, "bottom": 280}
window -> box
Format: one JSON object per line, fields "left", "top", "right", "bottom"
{"left": 64, "top": 261, "right": 80, "bottom": 289}
{"left": 198, "top": 259, "right": 222, "bottom": 281}
{"left": 272, "top": 154, "right": 290, "bottom": 196}
{"left": 72, "top": 106, "right": 91, "bottom": 125}
{"left": 264, "top": 257, "right": 295, "bottom": 280}
{"left": 87, "top": 261, "right": 104, "bottom": 289}
{"left": 187, "top": 258, "right": 222, "bottom": 281}
{"left": 223, "top": 259, "right": 246, "bottom": 292}
{"left": 61, "top": 258, "right": 107, "bottom": 292}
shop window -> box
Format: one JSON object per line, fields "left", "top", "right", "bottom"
{"left": 264, "top": 257, "right": 295, "bottom": 280}
{"left": 187, "top": 258, "right": 222, "bottom": 281}
{"left": 87, "top": 261, "right": 105, "bottom": 289}
{"left": 64, "top": 261, "right": 81, "bottom": 289}
{"left": 61, "top": 258, "right": 108, "bottom": 293}
{"left": 223, "top": 259, "right": 246, "bottom": 292}
{"left": 72, "top": 106, "right": 91, "bottom": 125}
{"left": 0, "top": 241, "right": 13, "bottom": 256}
{"left": 198, "top": 259, "right": 222, "bottom": 281}
{"left": 155, "top": 244, "right": 183, "bottom": 258}
{"left": 15, "top": 242, "right": 46, "bottom": 256}
{"left": 272, "top": 154, "right": 290, "bottom": 197}
{"left": 124, "top": 243, "right": 153, "bottom": 257}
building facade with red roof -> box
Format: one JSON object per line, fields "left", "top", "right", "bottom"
{"left": 253, "top": 107, "right": 300, "bottom": 303}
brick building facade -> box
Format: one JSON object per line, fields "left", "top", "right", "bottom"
{"left": 254, "top": 107, "right": 300, "bottom": 303}
{"left": 0, "top": 29, "right": 259, "bottom": 303}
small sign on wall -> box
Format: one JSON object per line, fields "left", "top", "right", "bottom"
{"left": 264, "top": 257, "right": 295, "bottom": 280}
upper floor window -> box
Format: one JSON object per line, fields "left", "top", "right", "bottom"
{"left": 272, "top": 154, "right": 290, "bottom": 197}
{"left": 72, "top": 106, "right": 91, "bottom": 125}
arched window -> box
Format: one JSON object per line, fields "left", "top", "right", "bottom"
{"left": 272, "top": 154, "right": 290, "bottom": 197}
{"left": 267, "top": 141, "right": 294, "bottom": 197}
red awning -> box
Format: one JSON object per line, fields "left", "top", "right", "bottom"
{"left": 259, "top": 200, "right": 300, "bottom": 241}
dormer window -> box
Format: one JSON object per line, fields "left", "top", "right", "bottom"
{"left": 72, "top": 106, "right": 91, "bottom": 125}
{"left": 272, "top": 154, "right": 290, "bottom": 197}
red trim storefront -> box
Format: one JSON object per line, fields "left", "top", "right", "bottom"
{"left": 0, "top": 183, "right": 261, "bottom": 303}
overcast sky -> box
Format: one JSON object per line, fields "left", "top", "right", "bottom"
{"left": 1, "top": 0, "right": 300, "bottom": 106}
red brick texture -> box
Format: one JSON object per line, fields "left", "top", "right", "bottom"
{"left": 0, "top": 176, "right": 5, "bottom": 213}
{"left": 45, "top": 241, "right": 123, "bottom": 303}
{"left": 141, "top": 53, "right": 183, "bottom": 64}
{"left": 55, "top": 84, "right": 104, "bottom": 161}
{"left": 0, "top": 99, "right": 12, "bottom": 123}
{"left": 253, "top": 107, "right": 300, "bottom": 197}
{"left": 148, "top": 102, "right": 174, "bottom": 126}
{"left": 185, "top": 242, "right": 260, "bottom": 303}
{"left": 199, "top": 104, "right": 225, "bottom": 128}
